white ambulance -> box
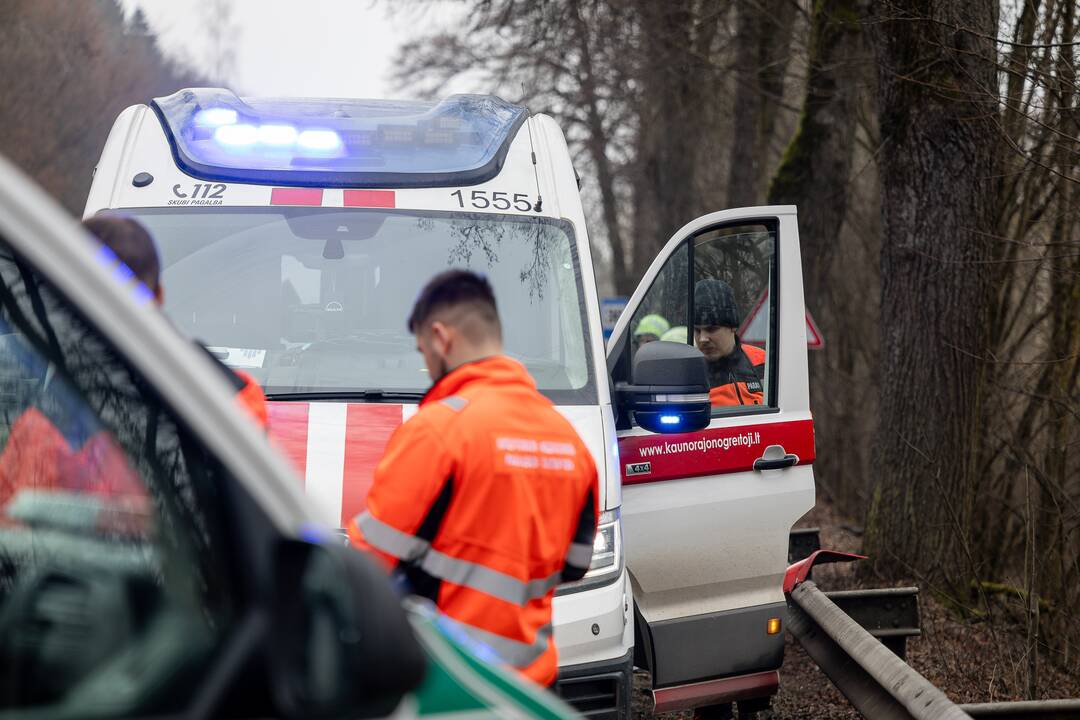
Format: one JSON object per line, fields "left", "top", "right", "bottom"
{"left": 85, "top": 89, "right": 815, "bottom": 717}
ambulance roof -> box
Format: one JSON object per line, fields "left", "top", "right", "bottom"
{"left": 152, "top": 88, "right": 527, "bottom": 189}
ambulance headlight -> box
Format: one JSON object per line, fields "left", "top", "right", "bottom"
{"left": 556, "top": 509, "right": 622, "bottom": 595}
{"left": 590, "top": 520, "right": 617, "bottom": 572}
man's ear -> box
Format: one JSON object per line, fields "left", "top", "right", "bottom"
{"left": 153, "top": 284, "right": 164, "bottom": 307}
{"left": 429, "top": 321, "right": 452, "bottom": 353}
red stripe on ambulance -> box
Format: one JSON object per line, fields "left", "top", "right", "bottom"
{"left": 343, "top": 189, "right": 396, "bottom": 208}
{"left": 620, "top": 419, "right": 815, "bottom": 485}
{"left": 340, "top": 404, "right": 402, "bottom": 526}
{"left": 270, "top": 187, "right": 323, "bottom": 206}
{"left": 266, "top": 402, "right": 309, "bottom": 486}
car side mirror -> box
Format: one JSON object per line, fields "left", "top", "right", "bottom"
{"left": 269, "top": 539, "right": 426, "bottom": 719}
{"left": 616, "top": 340, "right": 711, "bottom": 433}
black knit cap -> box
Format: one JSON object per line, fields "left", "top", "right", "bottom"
{"left": 694, "top": 278, "right": 740, "bottom": 328}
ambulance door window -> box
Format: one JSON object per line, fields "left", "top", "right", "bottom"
{"left": 627, "top": 243, "right": 690, "bottom": 354}
{"left": 692, "top": 224, "right": 777, "bottom": 414}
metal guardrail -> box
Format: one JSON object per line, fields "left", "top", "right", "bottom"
{"left": 960, "top": 701, "right": 1080, "bottom": 719}
{"left": 787, "top": 579, "right": 971, "bottom": 720}
{"left": 788, "top": 527, "right": 821, "bottom": 563}
{"left": 827, "top": 586, "right": 920, "bottom": 660}
{"left": 788, "top": 579, "right": 1080, "bottom": 720}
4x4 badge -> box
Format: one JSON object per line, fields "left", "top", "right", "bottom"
{"left": 625, "top": 461, "right": 652, "bottom": 476}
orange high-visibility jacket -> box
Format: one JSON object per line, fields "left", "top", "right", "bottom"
{"left": 348, "top": 355, "right": 599, "bottom": 686}
{"left": 197, "top": 343, "right": 268, "bottom": 430}
{"left": 233, "top": 369, "right": 268, "bottom": 429}
{"left": 708, "top": 341, "right": 766, "bottom": 407}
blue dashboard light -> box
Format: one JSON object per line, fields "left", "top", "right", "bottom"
{"left": 297, "top": 129, "right": 342, "bottom": 152}
{"left": 194, "top": 108, "right": 237, "bottom": 127}
{"left": 214, "top": 124, "right": 258, "bottom": 147}
{"left": 660, "top": 414, "right": 682, "bottom": 426}
{"left": 257, "top": 124, "right": 298, "bottom": 146}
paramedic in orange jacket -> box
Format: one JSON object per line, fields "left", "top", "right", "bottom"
{"left": 81, "top": 216, "right": 268, "bottom": 427}
{"left": 348, "top": 270, "right": 599, "bottom": 687}
{"left": 694, "top": 278, "right": 765, "bottom": 407}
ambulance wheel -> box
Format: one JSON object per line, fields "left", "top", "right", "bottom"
{"left": 692, "top": 703, "right": 734, "bottom": 720}
{"left": 736, "top": 697, "right": 774, "bottom": 719}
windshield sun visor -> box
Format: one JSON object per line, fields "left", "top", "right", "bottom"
{"left": 151, "top": 89, "right": 528, "bottom": 188}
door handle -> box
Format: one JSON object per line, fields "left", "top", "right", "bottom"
{"left": 753, "top": 445, "right": 799, "bottom": 471}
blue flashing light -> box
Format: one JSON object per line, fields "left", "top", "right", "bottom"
{"left": 193, "top": 108, "right": 238, "bottom": 127}
{"left": 214, "top": 123, "right": 258, "bottom": 147}
{"left": 257, "top": 124, "right": 298, "bottom": 146}
{"left": 131, "top": 282, "right": 155, "bottom": 306}
{"left": 111, "top": 261, "right": 135, "bottom": 285}
{"left": 660, "top": 414, "right": 682, "bottom": 426}
{"left": 94, "top": 244, "right": 119, "bottom": 267}
{"left": 297, "top": 128, "right": 342, "bottom": 152}
{"left": 152, "top": 88, "right": 528, "bottom": 188}
{"left": 299, "top": 522, "right": 330, "bottom": 544}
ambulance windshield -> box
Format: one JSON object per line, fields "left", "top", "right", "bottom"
{"left": 126, "top": 208, "right": 595, "bottom": 403}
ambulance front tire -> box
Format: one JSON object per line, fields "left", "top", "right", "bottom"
{"left": 736, "top": 697, "right": 774, "bottom": 719}
{"left": 692, "top": 703, "right": 733, "bottom": 720}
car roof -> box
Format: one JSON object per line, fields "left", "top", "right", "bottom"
{"left": 0, "top": 153, "right": 316, "bottom": 534}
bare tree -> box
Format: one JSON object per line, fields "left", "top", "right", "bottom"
{"left": 864, "top": 0, "right": 1003, "bottom": 582}
{"left": 766, "top": 0, "right": 873, "bottom": 507}
{"left": 0, "top": 0, "right": 204, "bottom": 212}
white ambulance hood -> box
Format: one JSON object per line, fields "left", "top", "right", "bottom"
{"left": 266, "top": 401, "right": 612, "bottom": 530}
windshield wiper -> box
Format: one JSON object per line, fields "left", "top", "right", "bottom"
{"left": 264, "top": 390, "right": 424, "bottom": 402}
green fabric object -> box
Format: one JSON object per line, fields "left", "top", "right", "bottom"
{"left": 660, "top": 326, "right": 688, "bottom": 343}
{"left": 634, "top": 313, "right": 670, "bottom": 338}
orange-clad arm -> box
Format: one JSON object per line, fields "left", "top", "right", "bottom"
{"left": 346, "top": 414, "right": 455, "bottom": 573}
{"left": 233, "top": 370, "right": 268, "bottom": 430}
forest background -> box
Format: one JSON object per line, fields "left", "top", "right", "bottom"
{"left": 1, "top": 0, "right": 1077, "bottom": 700}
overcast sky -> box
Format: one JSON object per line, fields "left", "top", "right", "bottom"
{"left": 119, "top": 0, "right": 463, "bottom": 99}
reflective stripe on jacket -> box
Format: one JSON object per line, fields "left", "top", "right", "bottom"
{"left": 708, "top": 341, "right": 766, "bottom": 407}
{"left": 347, "top": 355, "right": 599, "bottom": 686}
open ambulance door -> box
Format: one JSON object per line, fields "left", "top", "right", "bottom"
{"left": 606, "top": 207, "right": 815, "bottom": 710}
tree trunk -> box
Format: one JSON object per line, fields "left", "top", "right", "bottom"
{"left": 728, "top": 0, "right": 798, "bottom": 207}
{"left": 864, "top": 0, "right": 1002, "bottom": 580}
{"left": 1042, "top": 0, "right": 1078, "bottom": 661}
{"left": 727, "top": 0, "right": 765, "bottom": 208}
{"left": 570, "top": 2, "right": 632, "bottom": 294}
{"left": 766, "top": 0, "right": 866, "bottom": 508}
{"left": 631, "top": 0, "right": 709, "bottom": 281}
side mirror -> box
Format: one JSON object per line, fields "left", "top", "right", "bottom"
{"left": 270, "top": 539, "right": 426, "bottom": 719}
{"left": 616, "top": 340, "right": 711, "bottom": 433}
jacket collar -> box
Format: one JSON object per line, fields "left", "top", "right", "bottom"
{"left": 421, "top": 355, "right": 536, "bottom": 406}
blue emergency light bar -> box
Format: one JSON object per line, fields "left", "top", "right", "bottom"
{"left": 151, "top": 88, "right": 528, "bottom": 188}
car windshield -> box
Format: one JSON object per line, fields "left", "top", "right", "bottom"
{"left": 126, "top": 208, "right": 595, "bottom": 403}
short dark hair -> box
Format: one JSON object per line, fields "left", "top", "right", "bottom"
{"left": 407, "top": 269, "right": 501, "bottom": 341}
{"left": 82, "top": 216, "right": 161, "bottom": 291}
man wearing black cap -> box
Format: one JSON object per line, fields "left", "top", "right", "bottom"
{"left": 694, "top": 278, "right": 765, "bottom": 407}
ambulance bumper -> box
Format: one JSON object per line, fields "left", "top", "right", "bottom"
{"left": 552, "top": 568, "right": 633, "bottom": 719}
{"left": 555, "top": 648, "right": 634, "bottom": 720}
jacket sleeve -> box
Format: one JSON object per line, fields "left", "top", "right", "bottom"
{"left": 561, "top": 450, "right": 600, "bottom": 583}
{"left": 346, "top": 416, "right": 455, "bottom": 572}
